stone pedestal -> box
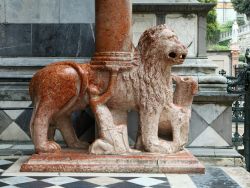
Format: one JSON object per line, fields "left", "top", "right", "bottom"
{"left": 21, "top": 149, "right": 204, "bottom": 174}
{"left": 188, "top": 94, "right": 238, "bottom": 147}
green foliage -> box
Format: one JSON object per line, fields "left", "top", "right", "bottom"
{"left": 237, "top": 17, "right": 246, "bottom": 26}
{"left": 218, "top": 39, "right": 230, "bottom": 47}
{"left": 208, "top": 44, "right": 230, "bottom": 51}
{"left": 219, "top": 21, "right": 233, "bottom": 32}
{"left": 198, "top": 0, "right": 220, "bottom": 45}
{"left": 207, "top": 22, "right": 220, "bottom": 44}
{"left": 237, "top": 62, "right": 248, "bottom": 68}
{"left": 198, "top": 0, "right": 217, "bottom": 3}
{"left": 239, "top": 54, "right": 246, "bottom": 62}
{"left": 232, "top": 0, "right": 250, "bottom": 18}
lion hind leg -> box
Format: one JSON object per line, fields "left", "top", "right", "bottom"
{"left": 139, "top": 110, "right": 176, "bottom": 154}
{"left": 56, "top": 115, "right": 89, "bottom": 149}
{"left": 29, "top": 103, "right": 37, "bottom": 140}
{"left": 31, "top": 103, "right": 61, "bottom": 154}
{"left": 157, "top": 107, "right": 190, "bottom": 153}
{"left": 48, "top": 125, "right": 56, "bottom": 141}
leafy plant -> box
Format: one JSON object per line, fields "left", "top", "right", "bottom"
{"left": 239, "top": 54, "right": 246, "bottom": 62}
{"left": 208, "top": 44, "right": 230, "bottom": 51}
{"left": 237, "top": 17, "right": 245, "bottom": 26}
{"left": 198, "top": 0, "right": 220, "bottom": 45}
{"left": 232, "top": 0, "right": 250, "bottom": 20}
{"left": 219, "top": 21, "right": 233, "bottom": 33}
{"left": 218, "top": 39, "right": 230, "bottom": 47}
{"left": 198, "top": 0, "right": 217, "bottom": 3}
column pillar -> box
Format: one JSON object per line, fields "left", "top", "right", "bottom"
{"left": 197, "top": 13, "right": 207, "bottom": 57}
{"left": 91, "top": 0, "right": 133, "bottom": 67}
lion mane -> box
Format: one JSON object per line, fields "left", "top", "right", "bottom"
{"left": 122, "top": 25, "right": 174, "bottom": 113}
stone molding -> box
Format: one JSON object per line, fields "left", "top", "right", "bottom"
{"left": 0, "top": 1, "right": 214, "bottom": 24}
{"left": 0, "top": 0, "right": 95, "bottom": 24}
{"left": 133, "top": 3, "right": 215, "bottom": 14}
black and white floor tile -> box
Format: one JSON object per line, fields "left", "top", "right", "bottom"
{"left": 0, "top": 157, "right": 249, "bottom": 188}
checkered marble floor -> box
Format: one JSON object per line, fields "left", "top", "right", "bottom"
{"left": 0, "top": 157, "right": 249, "bottom": 188}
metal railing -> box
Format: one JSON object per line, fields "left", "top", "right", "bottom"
{"left": 222, "top": 64, "right": 250, "bottom": 171}
{"left": 225, "top": 67, "right": 245, "bottom": 150}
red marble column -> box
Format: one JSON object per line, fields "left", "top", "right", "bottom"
{"left": 91, "top": 0, "right": 133, "bottom": 67}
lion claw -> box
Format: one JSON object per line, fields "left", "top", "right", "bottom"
{"left": 36, "top": 141, "right": 61, "bottom": 154}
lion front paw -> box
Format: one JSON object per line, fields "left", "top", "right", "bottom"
{"left": 144, "top": 140, "right": 180, "bottom": 154}
{"left": 35, "top": 141, "right": 61, "bottom": 154}
{"left": 159, "top": 140, "right": 182, "bottom": 153}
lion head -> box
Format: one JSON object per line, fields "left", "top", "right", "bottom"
{"left": 127, "top": 25, "right": 188, "bottom": 113}
{"left": 137, "top": 24, "right": 187, "bottom": 66}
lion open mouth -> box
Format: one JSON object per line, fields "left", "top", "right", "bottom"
{"left": 168, "top": 51, "right": 186, "bottom": 64}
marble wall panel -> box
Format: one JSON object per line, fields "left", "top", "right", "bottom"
{"left": 189, "top": 104, "right": 232, "bottom": 147}
{"left": 165, "top": 14, "right": 198, "bottom": 57}
{"left": 0, "top": 0, "right": 5, "bottom": 23}
{"left": 32, "top": 24, "right": 95, "bottom": 57}
{"left": 0, "top": 24, "right": 32, "bottom": 56}
{"left": 132, "top": 14, "right": 156, "bottom": 46}
{"left": 5, "top": 0, "right": 60, "bottom": 23}
{"left": 0, "top": 23, "right": 95, "bottom": 57}
{"left": 60, "top": 0, "right": 95, "bottom": 23}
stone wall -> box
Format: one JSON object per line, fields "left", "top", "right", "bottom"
{"left": 0, "top": 0, "right": 95, "bottom": 57}
{"left": 207, "top": 51, "right": 232, "bottom": 75}
{"left": 0, "top": 0, "right": 200, "bottom": 58}
{"left": 0, "top": 0, "right": 95, "bottom": 23}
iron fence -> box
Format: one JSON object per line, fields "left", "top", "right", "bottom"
{"left": 220, "top": 66, "right": 247, "bottom": 150}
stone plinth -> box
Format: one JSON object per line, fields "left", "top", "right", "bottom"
{"left": 21, "top": 149, "right": 204, "bottom": 174}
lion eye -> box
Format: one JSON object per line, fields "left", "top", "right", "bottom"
{"left": 169, "top": 52, "right": 177, "bottom": 58}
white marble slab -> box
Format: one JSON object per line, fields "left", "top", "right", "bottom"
{"left": 132, "top": 14, "right": 156, "bottom": 46}
{"left": 0, "top": 122, "right": 30, "bottom": 141}
{"left": 165, "top": 14, "right": 198, "bottom": 57}
{"left": 5, "top": 0, "right": 60, "bottom": 23}
{"left": 166, "top": 174, "right": 197, "bottom": 188}
{"left": 221, "top": 167, "right": 250, "bottom": 188}
{"left": 60, "top": 0, "right": 95, "bottom": 23}
{"left": 0, "top": 144, "right": 13, "bottom": 150}
{"left": 0, "top": 0, "right": 5, "bottom": 23}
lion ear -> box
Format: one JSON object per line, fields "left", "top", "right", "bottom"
{"left": 148, "top": 29, "right": 156, "bottom": 39}
{"left": 172, "top": 75, "right": 180, "bottom": 83}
